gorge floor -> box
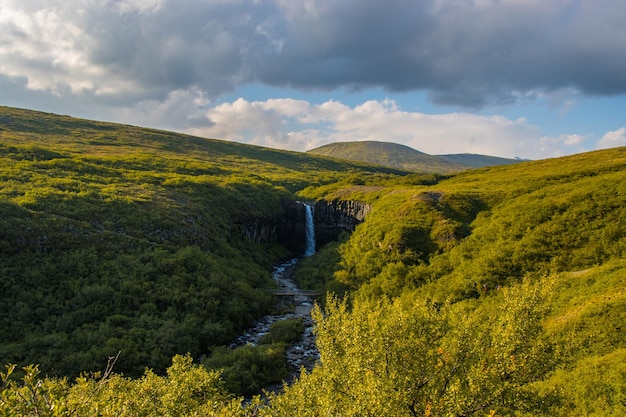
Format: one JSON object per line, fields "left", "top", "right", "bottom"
{"left": 230, "top": 258, "right": 320, "bottom": 390}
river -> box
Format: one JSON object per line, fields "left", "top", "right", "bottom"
{"left": 229, "top": 258, "right": 319, "bottom": 379}
{"left": 230, "top": 202, "right": 320, "bottom": 382}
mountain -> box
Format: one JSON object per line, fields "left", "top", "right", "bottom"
{"left": 307, "top": 140, "right": 522, "bottom": 172}
{"left": 438, "top": 152, "right": 526, "bottom": 167}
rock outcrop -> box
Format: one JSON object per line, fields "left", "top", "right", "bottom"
{"left": 239, "top": 199, "right": 308, "bottom": 255}
{"left": 239, "top": 199, "right": 372, "bottom": 255}
{"left": 313, "top": 200, "right": 372, "bottom": 248}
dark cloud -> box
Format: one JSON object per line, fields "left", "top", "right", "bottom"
{"left": 2, "top": 0, "right": 626, "bottom": 109}
{"left": 80, "top": 1, "right": 274, "bottom": 98}
{"left": 255, "top": 0, "right": 626, "bottom": 107}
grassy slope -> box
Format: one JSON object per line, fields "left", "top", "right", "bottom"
{"left": 307, "top": 140, "right": 523, "bottom": 172}
{"left": 307, "top": 140, "right": 469, "bottom": 173}
{"left": 438, "top": 152, "right": 524, "bottom": 167}
{"left": 297, "top": 147, "right": 626, "bottom": 414}
{"left": 307, "top": 147, "right": 626, "bottom": 299}
{"left": 0, "top": 106, "right": 405, "bottom": 377}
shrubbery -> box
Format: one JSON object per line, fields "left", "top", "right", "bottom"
{"left": 202, "top": 318, "right": 305, "bottom": 397}
{"left": 259, "top": 318, "right": 304, "bottom": 345}
{"left": 202, "top": 344, "right": 288, "bottom": 397}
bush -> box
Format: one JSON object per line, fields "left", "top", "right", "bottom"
{"left": 203, "top": 344, "right": 288, "bottom": 397}
{"left": 260, "top": 318, "right": 304, "bottom": 345}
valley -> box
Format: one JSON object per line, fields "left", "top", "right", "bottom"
{"left": 222, "top": 204, "right": 321, "bottom": 391}
{"left": 230, "top": 259, "right": 319, "bottom": 379}
{"left": 0, "top": 106, "right": 624, "bottom": 416}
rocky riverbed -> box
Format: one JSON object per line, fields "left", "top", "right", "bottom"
{"left": 230, "top": 259, "right": 320, "bottom": 381}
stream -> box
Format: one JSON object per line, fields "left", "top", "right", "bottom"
{"left": 229, "top": 202, "right": 320, "bottom": 388}
{"left": 230, "top": 258, "right": 320, "bottom": 381}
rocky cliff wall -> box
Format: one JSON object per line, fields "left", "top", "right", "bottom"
{"left": 313, "top": 200, "right": 372, "bottom": 248}
{"left": 239, "top": 199, "right": 372, "bottom": 255}
{"left": 239, "top": 199, "right": 307, "bottom": 254}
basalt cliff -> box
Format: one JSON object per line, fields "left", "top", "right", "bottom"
{"left": 239, "top": 199, "right": 372, "bottom": 254}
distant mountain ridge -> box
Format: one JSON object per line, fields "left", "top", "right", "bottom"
{"left": 307, "top": 141, "right": 523, "bottom": 173}
{"left": 438, "top": 153, "right": 525, "bottom": 168}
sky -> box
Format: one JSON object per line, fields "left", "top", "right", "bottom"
{"left": 1, "top": 0, "right": 625, "bottom": 160}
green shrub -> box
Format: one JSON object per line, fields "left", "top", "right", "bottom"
{"left": 260, "top": 318, "right": 304, "bottom": 345}
{"left": 202, "top": 344, "right": 288, "bottom": 397}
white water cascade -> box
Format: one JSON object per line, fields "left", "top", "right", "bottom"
{"left": 304, "top": 203, "right": 316, "bottom": 257}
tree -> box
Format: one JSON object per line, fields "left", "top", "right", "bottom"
{"left": 0, "top": 355, "right": 251, "bottom": 417}
{"left": 267, "top": 277, "right": 556, "bottom": 417}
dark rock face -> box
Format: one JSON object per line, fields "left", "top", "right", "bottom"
{"left": 239, "top": 199, "right": 307, "bottom": 255}
{"left": 313, "top": 200, "right": 372, "bottom": 248}
{"left": 276, "top": 201, "right": 308, "bottom": 254}
{"left": 239, "top": 199, "right": 372, "bottom": 255}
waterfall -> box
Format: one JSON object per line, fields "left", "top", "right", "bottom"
{"left": 304, "top": 203, "right": 316, "bottom": 256}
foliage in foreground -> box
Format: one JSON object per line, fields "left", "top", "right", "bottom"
{"left": 269, "top": 278, "right": 557, "bottom": 417}
{"left": 0, "top": 355, "right": 252, "bottom": 417}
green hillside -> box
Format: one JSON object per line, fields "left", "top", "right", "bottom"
{"left": 307, "top": 140, "right": 468, "bottom": 172}
{"left": 290, "top": 147, "right": 626, "bottom": 416}
{"left": 0, "top": 106, "right": 403, "bottom": 378}
{"left": 307, "top": 140, "right": 521, "bottom": 172}
{"left": 1, "top": 106, "right": 625, "bottom": 416}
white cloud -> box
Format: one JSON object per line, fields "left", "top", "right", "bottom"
{"left": 114, "top": 0, "right": 164, "bottom": 15}
{"left": 108, "top": 87, "right": 212, "bottom": 130}
{"left": 563, "top": 134, "right": 585, "bottom": 146}
{"left": 187, "top": 97, "right": 591, "bottom": 159}
{"left": 538, "top": 134, "right": 592, "bottom": 157}
{"left": 598, "top": 127, "right": 626, "bottom": 149}
{"left": 0, "top": 2, "right": 108, "bottom": 95}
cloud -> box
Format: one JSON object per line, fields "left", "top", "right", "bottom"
{"left": 261, "top": 0, "right": 626, "bottom": 107}
{"left": 0, "top": 0, "right": 275, "bottom": 102}
{"left": 190, "top": 97, "right": 589, "bottom": 159}
{"left": 2, "top": 0, "right": 625, "bottom": 109}
{"left": 537, "top": 134, "right": 593, "bottom": 157}
{"left": 107, "top": 87, "right": 214, "bottom": 130}
{"left": 0, "top": 0, "right": 623, "bottom": 160}
{"left": 598, "top": 127, "right": 626, "bottom": 149}
{"left": 0, "top": 4, "right": 100, "bottom": 94}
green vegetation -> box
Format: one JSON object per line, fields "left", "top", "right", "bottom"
{"left": 259, "top": 318, "right": 304, "bottom": 345}
{"left": 0, "top": 106, "right": 402, "bottom": 378}
{"left": 1, "top": 106, "right": 625, "bottom": 415}
{"left": 307, "top": 140, "right": 521, "bottom": 172}
{"left": 202, "top": 318, "right": 305, "bottom": 397}
{"left": 0, "top": 355, "right": 251, "bottom": 416}
{"left": 293, "top": 238, "right": 349, "bottom": 297}
{"left": 202, "top": 344, "right": 288, "bottom": 398}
